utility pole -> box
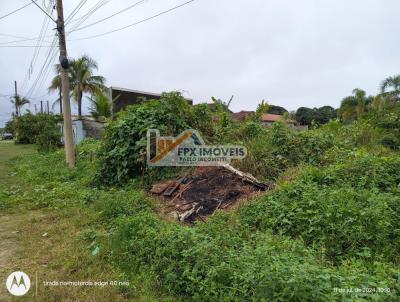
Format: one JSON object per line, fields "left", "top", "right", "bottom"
{"left": 14, "top": 80, "right": 18, "bottom": 116}
{"left": 56, "top": 0, "right": 75, "bottom": 167}
{"left": 47, "top": 100, "right": 50, "bottom": 114}
{"left": 40, "top": 101, "right": 43, "bottom": 113}
{"left": 59, "top": 87, "right": 62, "bottom": 114}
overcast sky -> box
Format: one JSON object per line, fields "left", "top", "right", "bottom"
{"left": 1, "top": 0, "right": 399, "bottom": 127}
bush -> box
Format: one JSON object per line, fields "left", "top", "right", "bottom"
{"left": 234, "top": 121, "right": 335, "bottom": 180}
{"left": 95, "top": 92, "right": 210, "bottom": 186}
{"left": 109, "top": 212, "right": 400, "bottom": 301}
{"left": 15, "top": 113, "right": 61, "bottom": 152}
{"left": 239, "top": 154, "right": 400, "bottom": 263}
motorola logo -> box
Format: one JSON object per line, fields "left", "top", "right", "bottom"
{"left": 6, "top": 271, "right": 31, "bottom": 296}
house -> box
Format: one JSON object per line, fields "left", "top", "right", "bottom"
{"left": 231, "top": 110, "right": 254, "bottom": 121}
{"left": 60, "top": 116, "right": 105, "bottom": 145}
{"left": 231, "top": 111, "right": 308, "bottom": 130}
{"left": 260, "top": 113, "right": 295, "bottom": 126}
{"left": 109, "top": 87, "right": 193, "bottom": 117}
{"left": 231, "top": 111, "right": 292, "bottom": 125}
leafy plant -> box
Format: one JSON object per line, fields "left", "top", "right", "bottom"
{"left": 88, "top": 92, "right": 112, "bottom": 120}
{"left": 14, "top": 113, "right": 61, "bottom": 152}
{"left": 95, "top": 92, "right": 194, "bottom": 186}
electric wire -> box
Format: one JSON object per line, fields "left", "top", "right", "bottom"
{"left": 0, "top": 1, "right": 33, "bottom": 21}
{"left": 70, "top": 0, "right": 148, "bottom": 33}
{"left": 21, "top": 1, "right": 55, "bottom": 93}
{"left": 71, "top": 0, "right": 196, "bottom": 41}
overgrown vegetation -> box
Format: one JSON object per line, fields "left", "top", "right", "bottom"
{"left": 3, "top": 75, "right": 400, "bottom": 300}
{"left": 94, "top": 92, "right": 214, "bottom": 186}
{"left": 14, "top": 112, "right": 61, "bottom": 152}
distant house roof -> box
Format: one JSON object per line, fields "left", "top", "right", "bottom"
{"left": 232, "top": 110, "right": 254, "bottom": 121}
{"left": 261, "top": 113, "right": 295, "bottom": 124}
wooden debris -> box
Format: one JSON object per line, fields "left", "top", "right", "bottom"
{"left": 163, "top": 177, "right": 185, "bottom": 196}
{"left": 219, "top": 163, "right": 267, "bottom": 189}
{"left": 151, "top": 165, "right": 269, "bottom": 223}
{"left": 179, "top": 203, "right": 197, "bottom": 222}
{"left": 150, "top": 181, "right": 174, "bottom": 194}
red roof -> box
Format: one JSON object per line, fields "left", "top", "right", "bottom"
{"left": 261, "top": 113, "right": 295, "bottom": 123}
{"left": 261, "top": 113, "right": 282, "bottom": 122}
{"left": 232, "top": 111, "right": 254, "bottom": 121}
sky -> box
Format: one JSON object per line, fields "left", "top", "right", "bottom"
{"left": 1, "top": 0, "right": 399, "bottom": 127}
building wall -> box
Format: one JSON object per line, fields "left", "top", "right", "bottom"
{"left": 110, "top": 87, "right": 193, "bottom": 118}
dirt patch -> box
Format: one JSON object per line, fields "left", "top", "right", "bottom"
{"left": 151, "top": 165, "right": 272, "bottom": 223}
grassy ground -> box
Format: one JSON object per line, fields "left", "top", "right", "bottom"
{"left": 0, "top": 142, "right": 162, "bottom": 302}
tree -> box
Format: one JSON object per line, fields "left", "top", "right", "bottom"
{"left": 314, "top": 106, "right": 337, "bottom": 124}
{"left": 10, "top": 95, "right": 30, "bottom": 117}
{"left": 49, "top": 55, "right": 106, "bottom": 119}
{"left": 295, "top": 107, "right": 314, "bottom": 125}
{"left": 267, "top": 104, "right": 288, "bottom": 115}
{"left": 211, "top": 96, "right": 233, "bottom": 128}
{"left": 88, "top": 92, "right": 112, "bottom": 120}
{"left": 380, "top": 75, "right": 400, "bottom": 102}
{"left": 254, "top": 99, "right": 270, "bottom": 121}
{"left": 339, "top": 88, "right": 370, "bottom": 123}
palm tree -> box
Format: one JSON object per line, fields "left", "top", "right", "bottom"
{"left": 339, "top": 89, "right": 370, "bottom": 123}
{"left": 88, "top": 92, "right": 112, "bottom": 120}
{"left": 49, "top": 55, "right": 106, "bottom": 119}
{"left": 10, "top": 95, "right": 30, "bottom": 116}
{"left": 380, "top": 75, "right": 400, "bottom": 102}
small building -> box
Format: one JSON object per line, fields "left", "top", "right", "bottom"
{"left": 231, "top": 111, "right": 308, "bottom": 131}
{"left": 260, "top": 113, "right": 294, "bottom": 126}
{"left": 109, "top": 86, "right": 193, "bottom": 118}
{"left": 231, "top": 110, "right": 254, "bottom": 122}
{"left": 60, "top": 116, "right": 105, "bottom": 145}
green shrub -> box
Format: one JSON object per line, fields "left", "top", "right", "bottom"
{"left": 15, "top": 113, "right": 61, "bottom": 152}
{"left": 234, "top": 122, "right": 335, "bottom": 180}
{"left": 95, "top": 92, "right": 203, "bottom": 186}
{"left": 109, "top": 212, "right": 400, "bottom": 301}
{"left": 239, "top": 154, "right": 400, "bottom": 263}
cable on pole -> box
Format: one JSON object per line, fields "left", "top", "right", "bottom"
{"left": 0, "top": 1, "right": 33, "bottom": 21}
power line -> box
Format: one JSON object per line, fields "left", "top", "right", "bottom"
{"left": 66, "top": 0, "right": 110, "bottom": 31}
{"left": 71, "top": 0, "right": 148, "bottom": 33}
{"left": 23, "top": 0, "right": 108, "bottom": 100}
{"left": 71, "top": 0, "right": 196, "bottom": 41}
{"left": 65, "top": 0, "right": 88, "bottom": 24}
{"left": 22, "top": 0, "right": 86, "bottom": 98}
{"left": 66, "top": 0, "right": 109, "bottom": 25}
{"left": 0, "top": 1, "right": 33, "bottom": 21}
{"left": 0, "top": 0, "right": 108, "bottom": 44}
{"left": 0, "top": 37, "right": 53, "bottom": 45}
{"left": 66, "top": 0, "right": 110, "bottom": 36}
{"left": 25, "top": 37, "right": 58, "bottom": 97}
{"left": 20, "top": 10, "right": 53, "bottom": 92}
{"left": 30, "top": 0, "right": 56, "bottom": 22}
{"left": 0, "top": 44, "right": 56, "bottom": 48}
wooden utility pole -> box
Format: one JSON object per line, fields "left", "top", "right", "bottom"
{"left": 59, "top": 87, "right": 62, "bottom": 114}
{"left": 56, "top": 0, "right": 75, "bottom": 167}
{"left": 40, "top": 101, "right": 43, "bottom": 113}
{"left": 14, "top": 80, "right": 18, "bottom": 116}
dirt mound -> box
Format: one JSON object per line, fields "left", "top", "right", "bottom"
{"left": 150, "top": 165, "right": 271, "bottom": 223}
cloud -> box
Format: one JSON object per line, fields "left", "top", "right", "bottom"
{"left": 1, "top": 0, "right": 399, "bottom": 127}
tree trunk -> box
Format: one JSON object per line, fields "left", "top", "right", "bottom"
{"left": 77, "top": 90, "right": 83, "bottom": 119}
